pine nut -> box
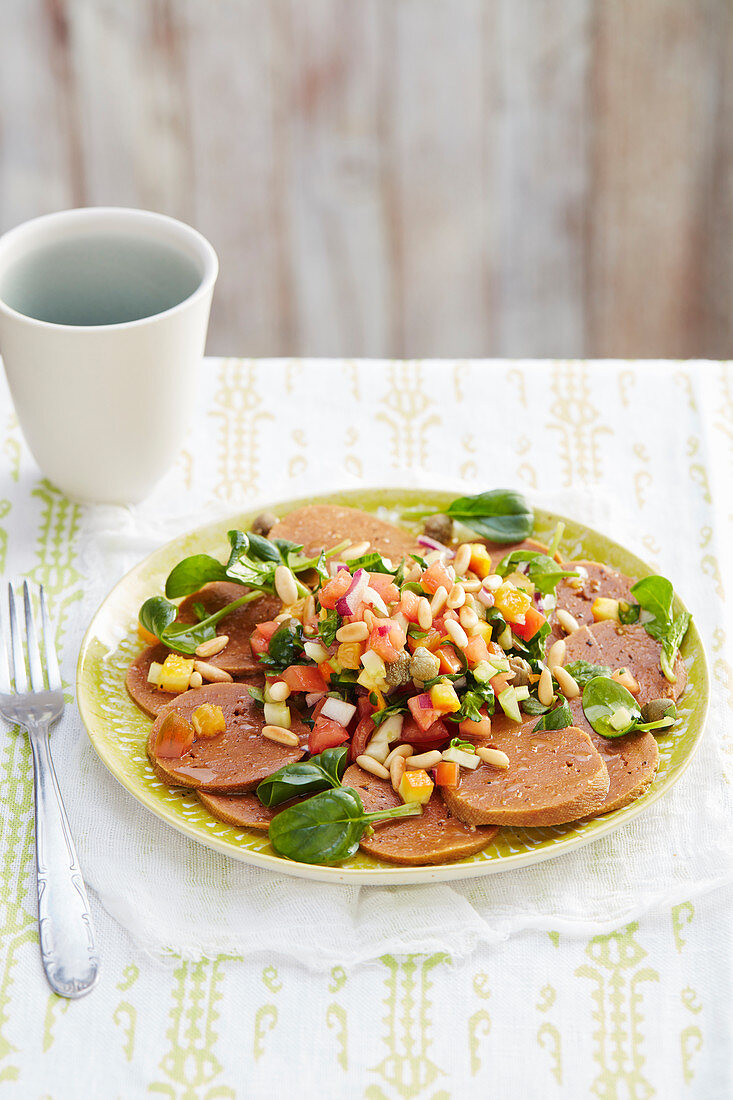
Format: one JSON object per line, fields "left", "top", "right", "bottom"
{"left": 554, "top": 666, "right": 580, "bottom": 699}
{"left": 303, "top": 594, "right": 316, "bottom": 622}
{"left": 336, "top": 621, "right": 370, "bottom": 643}
{"left": 194, "top": 661, "right": 233, "bottom": 683}
{"left": 445, "top": 619, "right": 469, "bottom": 649}
{"left": 418, "top": 598, "right": 433, "bottom": 631}
{"left": 356, "top": 754, "right": 390, "bottom": 780}
{"left": 195, "top": 634, "right": 229, "bottom": 658}
{"left": 446, "top": 583, "right": 466, "bottom": 609}
{"left": 406, "top": 750, "right": 443, "bottom": 768}
{"left": 268, "top": 680, "right": 291, "bottom": 702}
{"left": 556, "top": 608, "right": 580, "bottom": 634}
{"left": 547, "top": 639, "right": 566, "bottom": 670}
{"left": 263, "top": 725, "right": 300, "bottom": 746}
{"left": 459, "top": 605, "right": 479, "bottom": 631}
{"left": 430, "top": 586, "right": 448, "bottom": 615}
{"left": 341, "top": 540, "right": 371, "bottom": 561}
{"left": 363, "top": 608, "right": 375, "bottom": 630}
{"left": 453, "top": 543, "right": 472, "bottom": 576}
{"left": 538, "top": 666, "right": 554, "bottom": 706}
{"left": 461, "top": 578, "right": 482, "bottom": 593}
{"left": 405, "top": 562, "right": 422, "bottom": 582}
{"left": 477, "top": 746, "right": 510, "bottom": 769}
{"left": 188, "top": 671, "right": 203, "bottom": 689}
{"left": 484, "top": 574, "right": 503, "bottom": 592}
{"left": 274, "top": 565, "right": 299, "bottom": 605}
{"left": 390, "top": 754, "right": 406, "bottom": 792}
{"left": 384, "top": 743, "right": 414, "bottom": 767}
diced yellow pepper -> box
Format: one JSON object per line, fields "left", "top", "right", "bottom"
{"left": 494, "top": 582, "right": 532, "bottom": 621}
{"left": 504, "top": 571, "right": 535, "bottom": 594}
{"left": 592, "top": 597, "right": 620, "bottom": 622}
{"left": 191, "top": 704, "right": 226, "bottom": 738}
{"left": 474, "top": 621, "right": 494, "bottom": 644}
{"left": 337, "top": 642, "right": 363, "bottom": 670}
{"left": 468, "top": 544, "right": 493, "bottom": 579}
{"left": 399, "top": 768, "right": 434, "bottom": 806}
{"left": 429, "top": 681, "right": 461, "bottom": 714}
{"left": 158, "top": 653, "right": 195, "bottom": 694}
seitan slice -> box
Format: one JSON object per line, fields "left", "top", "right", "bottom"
{"left": 553, "top": 560, "right": 634, "bottom": 633}
{"left": 177, "top": 582, "right": 281, "bottom": 677}
{"left": 267, "top": 504, "right": 420, "bottom": 562}
{"left": 148, "top": 683, "right": 307, "bottom": 793}
{"left": 566, "top": 696, "right": 659, "bottom": 814}
{"left": 441, "top": 722, "right": 610, "bottom": 826}
{"left": 563, "top": 621, "right": 687, "bottom": 705}
{"left": 197, "top": 790, "right": 278, "bottom": 831}
{"left": 126, "top": 643, "right": 180, "bottom": 717}
{"left": 341, "top": 764, "right": 498, "bottom": 865}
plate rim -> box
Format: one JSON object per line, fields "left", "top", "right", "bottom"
{"left": 76, "top": 487, "right": 711, "bottom": 885}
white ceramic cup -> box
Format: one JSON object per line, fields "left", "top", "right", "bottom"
{"left": 0, "top": 207, "right": 218, "bottom": 503}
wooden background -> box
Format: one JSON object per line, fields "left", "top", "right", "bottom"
{"left": 1, "top": 0, "right": 731, "bottom": 359}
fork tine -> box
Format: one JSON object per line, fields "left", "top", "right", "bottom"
{"left": 39, "top": 586, "right": 62, "bottom": 691}
{"left": 23, "top": 581, "right": 45, "bottom": 691}
{"left": 0, "top": 600, "right": 10, "bottom": 695}
{"left": 7, "top": 584, "right": 27, "bottom": 694}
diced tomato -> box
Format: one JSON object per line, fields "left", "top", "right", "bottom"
{"left": 408, "top": 627, "right": 442, "bottom": 654}
{"left": 463, "top": 635, "right": 491, "bottom": 667}
{"left": 281, "top": 665, "right": 329, "bottom": 693}
{"left": 357, "top": 694, "right": 376, "bottom": 719}
{"left": 318, "top": 660, "right": 335, "bottom": 684}
{"left": 399, "top": 590, "right": 421, "bottom": 623}
{"left": 312, "top": 696, "right": 328, "bottom": 719}
{"left": 154, "top": 712, "right": 194, "bottom": 759}
{"left": 511, "top": 606, "right": 547, "bottom": 641}
{"left": 420, "top": 560, "right": 454, "bottom": 595}
{"left": 309, "top": 717, "right": 350, "bottom": 755}
{"left": 319, "top": 570, "right": 353, "bottom": 609}
{"left": 407, "top": 694, "right": 443, "bottom": 732}
{"left": 250, "top": 620, "right": 280, "bottom": 657}
{"left": 490, "top": 673, "right": 513, "bottom": 696}
{"left": 434, "top": 760, "right": 459, "bottom": 788}
{"left": 350, "top": 714, "right": 375, "bottom": 760}
{"left": 402, "top": 714, "right": 450, "bottom": 746}
{"left": 369, "top": 620, "right": 406, "bottom": 663}
{"left": 436, "top": 645, "right": 463, "bottom": 674}
{"left": 459, "top": 709, "right": 492, "bottom": 739}
{"left": 368, "top": 573, "right": 400, "bottom": 604}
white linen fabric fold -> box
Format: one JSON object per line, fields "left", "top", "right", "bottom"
{"left": 41, "top": 359, "right": 733, "bottom": 966}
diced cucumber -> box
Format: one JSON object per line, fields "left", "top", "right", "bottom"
{"left": 442, "top": 746, "right": 481, "bottom": 770}
{"left": 264, "top": 702, "right": 291, "bottom": 729}
{"left": 498, "top": 686, "right": 522, "bottom": 723}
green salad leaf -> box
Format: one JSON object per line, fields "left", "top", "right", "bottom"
{"left": 257, "top": 622, "right": 305, "bottom": 673}
{"left": 256, "top": 746, "right": 349, "bottom": 808}
{"left": 443, "top": 489, "right": 533, "bottom": 543}
{"left": 138, "top": 591, "right": 260, "bottom": 655}
{"left": 268, "top": 787, "right": 422, "bottom": 864}
{"left": 496, "top": 551, "right": 578, "bottom": 596}
{"left": 532, "top": 699, "right": 573, "bottom": 732}
{"left": 564, "top": 660, "right": 613, "bottom": 688}
{"left": 630, "top": 576, "right": 691, "bottom": 683}
{"left": 582, "top": 676, "right": 641, "bottom": 738}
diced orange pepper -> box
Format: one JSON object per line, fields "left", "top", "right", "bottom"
{"left": 512, "top": 605, "right": 546, "bottom": 641}
{"left": 399, "top": 768, "right": 434, "bottom": 805}
{"left": 408, "top": 628, "right": 442, "bottom": 654}
{"left": 459, "top": 710, "right": 491, "bottom": 739}
{"left": 421, "top": 560, "right": 454, "bottom": 595}
{"left": 436, "top": 645, "right": 463, "bottom": 674}
{"left": 192, "top": 704, "right": 226, "bottom": 739}
{"left": 318, "top": 660, "right": 336, "bottom": 684}
{"left": 154, "top": 712, "right": 194, "bottom": 758}
{"left": 494, "top": 582, "right": 532, "bottom": 623}
{"left": 337, "top": 642, "right": 363, "bottom": 669}
{"left": 138, "top": 622, "right": 159, "bottom": 646}
{"left": 429, "top": 681, "right": 461, "bottom": 714}
{"left": 468, "top": 544, "right": 493, "bottom": 579}
{"left": 434, "top": 760, "right": 459, "bottom": 788}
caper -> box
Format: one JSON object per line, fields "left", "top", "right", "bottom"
{"left": 385, "top": 654, "right": 412, "bottom": 687}
{"left": 423, "top": 514, "right": 453, "bottom": 545}
{"left": 640, "top": 698, "right": 677, "bottom": 724}
{"left": 507, "top": 656, "right": 532, "bottom": 687}
{"left": 409, "top": 646, "right": 441, "bottom": 684}
{"left": 251, "top": 511, "right": 278, "bottom": 537}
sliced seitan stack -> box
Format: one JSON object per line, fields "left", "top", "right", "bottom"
{"left": 563, "top": 621, "right": 687, "bottom": 705}
{"left": 267, "top": 504, "right": 420, "bottom": 563}
{"left": 341, "top": 764, "right": 498, "bottom": 865}
{"left": 148, "top": 683, "right": 307, "bottom": 792}
{"left": 553, "top": 560, "right": 634, "bottom": 633}
{"left": 566, "top": 696, "right": 659, "bottom": 814}
{"left": 177, "top": 582, "right": 282, "bottom": 677}
{"left": 197, "top": 790, "right": 278, "bottom": 831}
{"left": 126, "top": 643, "right": 181, "bottom": 717}
{"left": 441, "top": 720, "right": 610, "bottom": 827}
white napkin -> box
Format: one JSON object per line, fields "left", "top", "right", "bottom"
{"left": 50, "top": 359, "right": 733, "bottom": 967}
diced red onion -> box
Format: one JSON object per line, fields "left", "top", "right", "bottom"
{"left": 417, "top": 692, "right": 433, "bottom": 709}
{"left": 305, "top": 691, "right": 326, "bottom": 708}
{"left": 417, "top": 535, "right": 455, "bottom": 558}
{"left": 362, "top": 587, "right": 389, "bottom": 615}
{"left": 321, "top": 697, "right": 357, "bottom": 726}
{"left": 477, "top": 587, "right": 495, "bottom": 608}
{"left": 336, "top": 568, "right": 369, "bottom": 615}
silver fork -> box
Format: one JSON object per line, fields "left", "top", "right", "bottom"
{"left": 0, "top": 582, "right": 99, "bottom": 998}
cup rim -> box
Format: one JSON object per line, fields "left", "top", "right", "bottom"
{"left": 0, "top": 206, "right": 219, "bottom": 332}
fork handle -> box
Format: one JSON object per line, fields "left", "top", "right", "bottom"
{"left": 28, "top": 724, "right": 100, "bottom": 997}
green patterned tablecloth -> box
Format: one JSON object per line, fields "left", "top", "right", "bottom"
{"left": 1, "top": 359, "right": 731, "bottom": 1098}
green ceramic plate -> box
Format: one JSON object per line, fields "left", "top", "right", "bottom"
{"left": 77, "top": 488, "right": 709, "bottom": 884}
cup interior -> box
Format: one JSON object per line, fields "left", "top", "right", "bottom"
{"left": 0, "top": 209, "right": 217, "bottom": 328}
